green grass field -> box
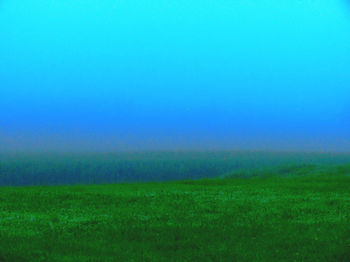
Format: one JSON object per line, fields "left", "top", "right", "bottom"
{"left": 1, "top": 164, "right": 350, "bottom": 261}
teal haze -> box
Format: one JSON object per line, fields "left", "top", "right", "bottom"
{"left": 1, "top": 0, "right": 350, "bottom": 152}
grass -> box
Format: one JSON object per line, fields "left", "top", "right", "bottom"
{"left": 1, "top": 164, "right": 350, "bottom": 261}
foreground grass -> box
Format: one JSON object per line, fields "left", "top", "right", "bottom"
{"left": 1, "top": 168, "right": 350, "bottom": 261}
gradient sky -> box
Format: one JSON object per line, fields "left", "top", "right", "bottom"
{"left": 1, "top": 0, "right": 350, "bottom": 152}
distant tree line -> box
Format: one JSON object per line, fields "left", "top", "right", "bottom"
{"left": 0, "top": 151, "right": 349, "bottom": 186}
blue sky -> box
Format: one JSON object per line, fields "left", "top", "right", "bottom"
{"left": 1, "top": 0, "right": 350, "bottom": 151}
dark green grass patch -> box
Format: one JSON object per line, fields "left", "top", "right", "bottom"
{"left": 1, "top": 165, "right": 350, "bottom": 261}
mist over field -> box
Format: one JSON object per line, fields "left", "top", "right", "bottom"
{"left": 2, "top": 2, "right": 350, "bottom": 261}
{"left": 1, "top": 0, "right": 350, "bottom": 152}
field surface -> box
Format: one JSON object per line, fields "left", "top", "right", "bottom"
{"left": 1, "top": 164, "right": 350, "bottom": 261}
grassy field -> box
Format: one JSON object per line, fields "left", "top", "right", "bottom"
{"left": 1, "top": 164, "right": 350, "bottom": 261}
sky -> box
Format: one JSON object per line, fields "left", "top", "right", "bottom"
{"left": 1, "top": 0, "right": 350, "bottom": 152}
